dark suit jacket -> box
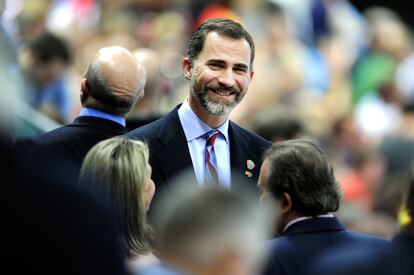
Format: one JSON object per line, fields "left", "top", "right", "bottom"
{"left": 13, "top": 116, "right": 127, "bottom": 184}
{"left": 6, "top": 163, "right": 129, "bottom": 275}
{"left": 261, "top": 217, "right": 390, "bottom": 275}
{"left": 3, "top": 138, "right": 129, "bottom": 275}
{"left": 306, "top": 232, "right": 413, "bottom": 275}
{"left": 127, "top": 105, "right": 271, "bottom": 196}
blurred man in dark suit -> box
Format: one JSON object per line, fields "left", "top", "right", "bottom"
{"left": 258, "top": 139, "right": 390, "bottom": 275}
{"left": 14, "top": 46, "right": 146, "bottom": 184}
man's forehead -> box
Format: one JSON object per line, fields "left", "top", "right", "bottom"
{"left": 199, "top": 32, "right": 251, "bottom": 63}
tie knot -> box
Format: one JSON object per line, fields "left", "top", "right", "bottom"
{"left": 206, "top": 130, "right": 220, "bottom": 147}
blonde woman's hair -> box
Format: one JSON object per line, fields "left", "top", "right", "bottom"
{"left": 79, "top": 136, "right": 151, "bottom": 257}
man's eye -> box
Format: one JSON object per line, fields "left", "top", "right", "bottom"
{"left": 209, "top": 63, "right": 222, "bottom": 69}
{"left": 234, "top": 68, "right": 247, "bottom": 74}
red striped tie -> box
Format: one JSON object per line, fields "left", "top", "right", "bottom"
{"left": 205, "top": 130, "right": 220, "bottom": 185}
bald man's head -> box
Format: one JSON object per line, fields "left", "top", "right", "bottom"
{"left": 81, "top": 46, "right": 146, "bottom": 116}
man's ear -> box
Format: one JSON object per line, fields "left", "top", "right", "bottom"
{"left": 80, "top": 78, "right": 89, "bottom": 105}
{"left": 182, "top": 57, "right": 192, "bottom": 80}
{"left": 137, "top": 89, "right": 145, "bottom": 101}
{"left": 275, "top": 192, "right": 294, "bottom": 235}
{"left": 81, "top": 78, "right": 89, "bottom": 94}
{"left": 280, "top": 192, "right": 292, "bottom": 214}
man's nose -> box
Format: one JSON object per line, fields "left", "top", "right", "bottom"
{"left": 217, "top": 69, "right": 235, "bottom": 88}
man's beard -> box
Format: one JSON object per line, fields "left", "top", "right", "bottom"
{"left": 190, "top": 77, "right": 246, "bottom": 116}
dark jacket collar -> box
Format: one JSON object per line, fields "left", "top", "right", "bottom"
{"left": 156, "top": 105, "right": 195, "bottom": 184}
{"left": 157, "top": 105, "right": 183, "bottom": 147}
{"left": 71, "top": 116, "right": 127, "bottom": 135}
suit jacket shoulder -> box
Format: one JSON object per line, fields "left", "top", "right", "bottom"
{"left": 262, "top": 217, "right": 390, "bottom": 275}
{"left": 307, "top": 238, "right": 407, "bottom": 275}
{"left": 13, "top": 116, "right": 127, "bottom": 184}
{"left": 15, "top": 116, "right": 126, "bottom": 147}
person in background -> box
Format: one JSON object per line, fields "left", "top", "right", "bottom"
{"left": 250, "top": 106, "right": 305, "bottom": 142}
{"left": 19, "top": 32, "right": 72, "bottom": 123}
{"left": 126, "top": 47, "right": 166, "bottom": 130}
{"left": 14, "top": 46, "right": 146, "bottom": 185}
{"left": 258, "top": 139, "right": 390, "bottom": 275}
{"left": 79, "top": 136, "right": 157, "bottom": 271}
{"left": 138, "top": 182, "right": 270, "bottom": 275}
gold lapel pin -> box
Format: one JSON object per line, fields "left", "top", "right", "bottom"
{"left": 245, "top": 171, "right": 253, "bottom": 178}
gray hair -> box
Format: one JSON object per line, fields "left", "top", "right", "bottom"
{"left": 84, "top": 61, "right": 144, "bottom": 115}
{"left": 153, "top": 178, "right": 269, "bottom": 265}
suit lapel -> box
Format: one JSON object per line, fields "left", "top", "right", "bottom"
{"left": 154, "top": 110, "right": 265, "bottom": 189}
{"left": 156, "top": 107, "right": 196, "bottom": 185}
{"left": 229, "top": 122, "right": 261, "bottom": 191}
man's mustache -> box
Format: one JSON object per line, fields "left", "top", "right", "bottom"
{"left": 205, "top": 83, "right": 240, "bottom": 94}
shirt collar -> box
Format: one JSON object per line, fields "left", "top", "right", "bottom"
{"left": 79, "top": 107, "right": 126, "bottom": 127}
{"left": 282, "top": 214, "right": 334, "bottom": 233}
{"left": 178, "top": 98, "right": 229, "bottom": 142}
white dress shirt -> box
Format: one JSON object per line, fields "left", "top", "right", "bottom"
{"left": 282, "top": 214, "right": 335, "bottom": 233}
{"left": 178, "top": 98, "right": 231, "bottom": 188}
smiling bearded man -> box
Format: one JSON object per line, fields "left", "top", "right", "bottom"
{"left": 128, "top": 18, "right": 271, "bottom": 212}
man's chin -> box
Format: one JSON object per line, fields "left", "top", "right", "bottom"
{"left": 205, "top": 102, "right": 233, "bottom": 116}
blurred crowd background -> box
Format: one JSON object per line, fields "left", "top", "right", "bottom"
{"left": 1, "top": 0, "right": 414, "bottom": 240}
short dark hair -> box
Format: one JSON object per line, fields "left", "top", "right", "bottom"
{"left": 263, "top": 139, "right": 341, "bottom": 216}
{"left": 187, "top": 18, "right": 255, "bottom": 69}
{"left": 29, "top": 32, "right": 71, "bottom": 64}
{"left": 84, "top": 61, "right": 138, "bottom": 114}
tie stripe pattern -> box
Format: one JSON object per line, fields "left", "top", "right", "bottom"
{"left": 205, "top": 130, "right": 220, "bottom": 185}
